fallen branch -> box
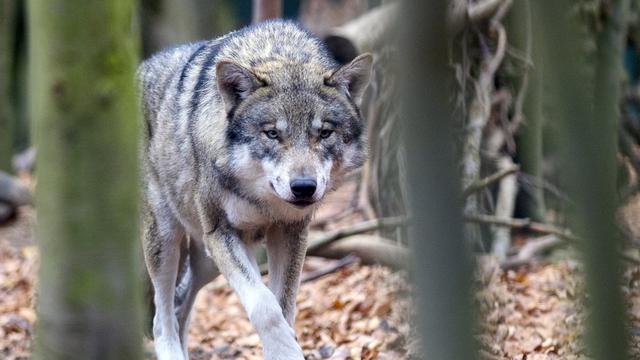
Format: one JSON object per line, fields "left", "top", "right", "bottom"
{"left": 301, "top": 255, "right": 359, "bottom": 283}
{"left": 464, "top": 214, "right": 578, "bottom": 241}
{"left": 324, "top": 2, "right": 398, "bottom": 58}
{"left": 311, "top": 206, "right": 357, "bottom": 229}
{"left": 469, "top": 215, "right": 640, "bottom": 267}
{"left": 309, "top": 234, "right": 409, "bottom": 270}
{"left": 500, "top": 235, "right": 564, "bottom": 269}
{"left": 462, "top": 164, "right": 520, "bottom": 198}
{"left": 0, "top": 202, "right": 13, "bottom": 223}
{"left": 307, "top": 216, "right": 407, "bottom": 253}
{"left": 0, "top": 171, "right": 31, "bottom": 206}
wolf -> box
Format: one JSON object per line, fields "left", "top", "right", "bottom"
{"left": 137, "top": 20, "right": 372, "bottom": 360}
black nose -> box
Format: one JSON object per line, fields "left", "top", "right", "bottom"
{"left": 290, "top": 178, "right": 317, "bottom": 199}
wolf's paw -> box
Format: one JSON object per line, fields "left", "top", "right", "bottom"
{"left": 154, "top": 336, "right": 186, "bottom": 360}
{"left": 263, "top": 345, "right": 305, "bottom": 360}
{"left": 262, "top": 325, "right": 304, "bottom": 360}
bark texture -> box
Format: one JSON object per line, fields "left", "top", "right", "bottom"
{"left": 29, "top": 0, "right": 142, "bottom": 358}
{"left": 401, "top": 0, "right": 476, "bottom": 358}
{"left": 537, "top": 0, "right": 630, "bottom": 359}
{"left": 0, "top": 0, "right": 16, "bottom": 171}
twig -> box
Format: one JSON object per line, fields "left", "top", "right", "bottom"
{"left": 509, "top": 0, "right": 532, "bottom": 135}
{"left": 500, "top": 235, "right": 564, "bottom": 269}
{"left": 464, "top": 214, "right": 578, "bottom": 241}
{"left": 448, "top": 0, "right": 512, "bottom": 34}
{"left": 307, "top": 216, "right": 408, "bottom": 253}
{"left": 621, "top": 251, "right": 640, "bottom": 265}
{"left": 462, "top": 164, "right": 520, "bottom": 197}
{"left": 468, "top": 215, "right": 640, "bottom": 267}
{"left": 311, "top": 206, "right": 357, "bottom": 229}
{"left": 461, "top": 17, "right": 507, "bottom": 216}
{"left": 300, "top": 255, "right": 359, "bottom": 283}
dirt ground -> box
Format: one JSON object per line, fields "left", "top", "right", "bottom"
{"left": 4, "top": 195, "right": 640, "bottom": 359}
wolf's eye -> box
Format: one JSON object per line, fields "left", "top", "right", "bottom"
{"left": 320, "top": 129, "right": 334, "bottom": 139}
{"left": 264, "top": 130, "right": 279, "bottom": 140}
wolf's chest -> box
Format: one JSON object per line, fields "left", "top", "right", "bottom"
{"left": 222, "top": 194, "right": 270, "bottom": 230}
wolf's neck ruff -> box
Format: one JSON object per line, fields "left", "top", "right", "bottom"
{"left": 139, "top": 20, "right": 372, "bottom": 360}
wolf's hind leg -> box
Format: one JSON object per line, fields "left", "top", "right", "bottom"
{"left": 174, "top": 237, "right": 219, "bottom": 357}
{"left": 143, "top": 208, "right": 186, "bottom": 360}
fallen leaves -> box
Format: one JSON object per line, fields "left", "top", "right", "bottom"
{"left": 6, "top": 203, "right": 640, "bottom": 359}
{"left": 186, "top": 261, "right": 413, "bottom": 359}
{"left": 0, "top": 242, "right": 37, "bottom": 360}
{"left": 476, "top": 257, "right": 587, "bottom": 360}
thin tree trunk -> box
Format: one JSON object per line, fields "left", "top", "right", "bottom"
{"left": 252, "top": 0, "right": 281, "bottom": 23}
{"left": 140, "top": 0, "right": 200, "bottom": 56}
{"left": 401, "top": 0, "right": 476, "bottom": 358}
{"left": 0, "top": 0, "right": 16, "bottom": 172}
{"left": 508, "top": 0, "right": 546, "bottom": 222}
{"left": 536, "top": 1, "right": 630, "bottom": 359}
{"left": 29, "top": 0, "right": 142, "bottom": 358}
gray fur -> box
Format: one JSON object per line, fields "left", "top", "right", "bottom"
{"left": 139, "top": 20, "right": 372, "bottom": 360}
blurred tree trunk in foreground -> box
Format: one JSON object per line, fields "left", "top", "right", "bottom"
{"left": 0, "top": 0, "right": 16, "bottom": 172}
{"left": 508, "top": 0, "right": 546, "bottom": 222}
{"left": 401, "top": 0, "right": 475, "bottom": 359}
{"left": 537, "top": 0, "right": 630, "bottom": 359}
{"left": 29, "top": 0, "right": 142, "bottom": 358}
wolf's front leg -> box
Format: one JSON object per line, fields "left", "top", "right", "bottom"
{"left": 266, "top": 222, "right": 308, "bottom": 326}
{"left": 142, "top": 207, "right": 187, "bottom": 360}
{"left": 203, "top": 223, "right": 304, "bottom": 360}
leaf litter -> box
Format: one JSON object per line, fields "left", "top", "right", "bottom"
{"left": 3, "top": 200, "right": 640, "bottom": 359}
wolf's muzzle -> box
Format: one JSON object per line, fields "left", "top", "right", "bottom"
{"left": 290, "top": 177, "right": 317, "bottom": 201}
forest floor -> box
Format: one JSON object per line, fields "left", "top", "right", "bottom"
{"left": 4, "top": 186, "right": 640, "bottom": 359}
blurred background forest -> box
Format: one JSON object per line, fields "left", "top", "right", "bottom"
{"left": 4, "top": 0, "right": 640, "bottom": 359}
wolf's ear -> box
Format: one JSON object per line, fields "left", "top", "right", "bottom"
{"left": 325, "top": 53, "right": 373, "bottom": 106}
{"left": 216, "top": 61, "right": 263, "bottom": 112}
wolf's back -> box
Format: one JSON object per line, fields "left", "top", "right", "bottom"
{"left": 137, "top": 43, "right": 205, "bottom": 141}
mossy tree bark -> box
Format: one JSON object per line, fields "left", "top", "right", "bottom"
{"left": 0, "top": 0, "right": 16, "bottom": 172}
{"left": 536, "top": 0, "right": 630, "bottom": 359}
{"left": 28, "top": 0, "right": 142, "bottom": 358}
{"left": 400, "top": 0, "right": 475, "bottom": 358}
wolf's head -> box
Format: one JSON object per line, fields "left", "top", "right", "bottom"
{"left": 216, "top": 54, "right": 372, "bottom": 212}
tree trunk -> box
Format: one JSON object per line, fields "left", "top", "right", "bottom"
{"left": 0, "top": 0, "right": 16, "bottom": 172}
{"left": 29, "top": 0, "right": 142, "bottom": 358}
{"left": 508, "top": 0, "right": 546, "bottom": 222}
{"left": 537, "top": 0, "right": 630, "bottom": 359}
{"left": 400, "top": 0, "right": 476, "bottom": 358}
{"left": 252, "top": 0, "right": 281, "bottom": 23}
{"left": 140, "top": 0, "right": 199, "bottom": 56}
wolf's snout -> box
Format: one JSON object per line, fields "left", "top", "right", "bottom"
{"left": 290, "top": 177, "right": 317, "bottom": 200}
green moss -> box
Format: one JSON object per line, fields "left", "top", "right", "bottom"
{"left": 29, "top": 0, "right": 143, "bottom": 358}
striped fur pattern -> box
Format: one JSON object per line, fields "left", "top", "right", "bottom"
{"left": 138, "top": 20, "right": 372, "bottom": 360}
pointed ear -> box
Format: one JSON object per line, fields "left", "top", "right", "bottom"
{"left": 216, "top": 61, "right": 263, "bottom": 112}
{"left": 325, "top": 53, "right": 373, "bottom": 105}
